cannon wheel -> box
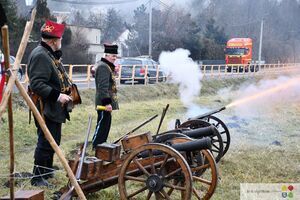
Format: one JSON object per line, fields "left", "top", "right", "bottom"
{"left": 178, "top": 120, "right": 224, "bottom": 163}
{"left": 200, "top": 115, "right": 231, "bottom": 156}
{"left": 168, "top": 137, "right": 218, "bottom": 200}
{"left": 118, "top": 143, "right": 193, "bottom": 200}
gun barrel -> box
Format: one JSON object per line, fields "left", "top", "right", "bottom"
{"left": 183, "top": 126, "right": 217, "bottom": 138}
{"left": 171, "top": 137, "right": 212, "bottom": 151}
{"left": 189, "top": 106, "right": 226, "bottom": 120}
{"left": 76, "top": 115, "right": 92, "bottom": 179}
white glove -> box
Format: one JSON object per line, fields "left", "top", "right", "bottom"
{"left": 57, "top": 93, "right": 72, "bottom": 104}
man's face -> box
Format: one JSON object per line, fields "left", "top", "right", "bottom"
{"left": 106, "top": 54, "right": 117, "bottom": 64}
{"left": 52, "top": 37, "right": 62, "bottom": 51}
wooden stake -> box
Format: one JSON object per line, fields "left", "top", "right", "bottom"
{"left": 0, "top": 8, "right": 86, "bottom": 199}
{"left": 1, "top": 24, "right": 15, "bottom": 200}
{"left": 0, "top": 9, "right": 35, "bottom": 118}
{"left": 14, "top": 79, "right": 86, "bottom": 200}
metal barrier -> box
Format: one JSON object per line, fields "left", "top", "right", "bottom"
{"left": 19, "top": 63, "right": 300, "bottom": 86}
{"left": 201, "top": 63, "right": 300, "bottom": 77}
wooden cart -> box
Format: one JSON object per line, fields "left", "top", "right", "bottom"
{"left": 59, "top": 131, "right": 218, "bottom": 200}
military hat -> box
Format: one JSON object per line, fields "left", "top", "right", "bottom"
{"left": 41, "top": 20, "right": 65, "bottom": 39}
{"left": 104, "top": 44, "right": 118, "bottom": 54}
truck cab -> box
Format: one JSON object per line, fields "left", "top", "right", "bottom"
{"left": 225, "top": 38, "right": 253, "bottom": 72}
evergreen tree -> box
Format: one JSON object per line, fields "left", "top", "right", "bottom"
{"left": 32, "top": 0, "right": 52, "bottom": 40}
{"left": 200, "top": 18, "right": 227, "bottom": 60}
{"left": 125, "top": 4, "right": 149, "bottom": 56}
{"left": 0, "top": 0, "right": 25, "bottom": 56}
{"left": 204, "top": 18, "right": 227, "bottom": 45}
{"left": 101, "top": 8, "right": 125, "bottom": 43}
{"left": 71, "top": 11, "right": 87, "bottom": 26}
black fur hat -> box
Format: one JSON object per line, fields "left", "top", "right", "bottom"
{"left": 104, "top": 44, "right": 118, "bottom": 54}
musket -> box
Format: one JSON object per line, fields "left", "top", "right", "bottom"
{"left": 113, "top": 114, "right": 158, "bottom": 144}
{"left": 156, "top": 104, "right": 169, "bottom": 135}
{"left": 60, "top": 115, "right": 93, "bottom": 200}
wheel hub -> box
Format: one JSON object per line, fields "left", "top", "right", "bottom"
{"left": 146, "top": 174, "right": 163, "bottom": 192}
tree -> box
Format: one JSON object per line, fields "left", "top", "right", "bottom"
{"left": 101, "top": 8, "right": 125, "bottom": 43}
{"left": 190, "top": 0, "right": 300, "bottom": 62}
{"left": 204, "top": 18, "right": 227, "bottom": 45}
{"left": 0, "top": 0, "right": 25, "bottom": 56}
{"left": 62, "top": 27, "right": 92, "bottom": 64}
{"left": 125, "top": 4, "right": 149, "bottom": 56}
{"left": 87, "top": 11, "right": 105, "bottom": 29}
{"left": 71, "top": 11, "right": 87, "bottom": 27}
{"left": 151, "top": 7, "right": 202, "bottom": 60}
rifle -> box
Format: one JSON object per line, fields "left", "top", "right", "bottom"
{"left": 156, "top": 104, "right": 169, "bottom": 135}
{"left": 113, "top": 114, "right": 158, "bottom": 144}
{"left": 60, "top": 115, "right": 93, "bottom": 200}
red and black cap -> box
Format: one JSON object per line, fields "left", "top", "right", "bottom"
{"left": 104, "top": 43, "right": 118, "bottom": 54}
{"left": 41, "top": 20, "right": 65, "bottom": 39}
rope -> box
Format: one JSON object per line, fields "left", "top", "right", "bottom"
{"left": 0, "top": 164, "right": 62, "bottom": 179}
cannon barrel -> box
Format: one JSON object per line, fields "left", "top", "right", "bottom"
{"left": 182, "top": 126, "right": 217, "bottom": 138}
{"left": 138, "top": 138, "right": 211, "bottom": 158}
{"left": 189, "top": 106, "right": 226, "bottom": 120}
{"left": 171, "top": 137, "right": 211, "bottom": 152}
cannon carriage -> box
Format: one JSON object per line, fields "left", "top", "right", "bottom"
{"left": 59, "top": 131, "right": 218, "bottom": 200}
{"left": 59, "top": 106, "right": 229, "bottom": 200}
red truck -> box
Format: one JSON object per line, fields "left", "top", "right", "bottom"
{"left": 225, "top": 38, "right": 257, "bottom": 72}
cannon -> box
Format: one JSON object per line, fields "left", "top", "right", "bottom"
{"left": 155, "top": 123, "right": 224, "bottom": 163}
{"left": 171, "top": 106, "right": 231, "bottom": 160}
{"left": 57, "top": 116, "right": 218, "bottom": 200}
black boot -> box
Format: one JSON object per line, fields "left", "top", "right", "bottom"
{"left": 31, "top": 165, "right": 51, "bottom": 187}
{"left": 44, "top": 156, "right": 55, "bottom": 179}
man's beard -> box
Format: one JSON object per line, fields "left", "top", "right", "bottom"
{"left": 55, "top": 43, "right": 62, "bottom": 51}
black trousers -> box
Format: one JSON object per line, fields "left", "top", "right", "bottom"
{"left": 33, "top": 116, "right": 61, "bottom": 179}
{"left": 92, "top": 110, "right": 111, "bottom": 148}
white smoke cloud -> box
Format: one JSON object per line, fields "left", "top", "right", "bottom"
{"left": 159, "top": 48, "right": 203, "bottom": 117}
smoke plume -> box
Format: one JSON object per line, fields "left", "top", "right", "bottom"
{"left": 219, "top": 75, "right": 300, "bottom": 118}
{"left": 159, "top": 48, "right": 203, "bottom": 117}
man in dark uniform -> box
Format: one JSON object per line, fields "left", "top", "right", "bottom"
{"left": 92, "top": 44, "right": 119, "bottom": 148}
{"left": 28, "top": 20, "right": 72, "bottom": 186}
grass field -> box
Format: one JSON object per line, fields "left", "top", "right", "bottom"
{"left": 0, "top": 77, "right": 299, "bottom": 199}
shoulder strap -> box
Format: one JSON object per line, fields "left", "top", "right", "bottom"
{"left": 46, "top": 51, "right": 73, "bottom": 87}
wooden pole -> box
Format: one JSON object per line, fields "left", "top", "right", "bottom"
{"left": 0, "top": 9, "right": 35, "bottom": 119}
{"left": 14, "top": 79, "right": 86, "bottom": 200}
{"left": 1, "top": 24, "right": 15, "bottom": 200}
{"left": 0, "top": 8, "right": 86, "bottom": 199}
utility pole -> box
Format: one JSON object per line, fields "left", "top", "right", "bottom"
{"left": 148, "top": 0, "right": 152, "bottom": 58}
{"left": 258, "top": 19, "right": 264, "bottom": 64}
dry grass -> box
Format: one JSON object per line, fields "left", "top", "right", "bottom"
{"left": 0, "top": 78, "right": 299, "bottom": 199}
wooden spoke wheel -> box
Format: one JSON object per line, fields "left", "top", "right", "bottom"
{"left": 118, "top": 143, "right": 193, "bottom": 200}
{"left": 178, "top": 119, "right": 224, "bottom": 163}
{"left": 167, "top": 137, "right": 218, "bottom": 200}
{"left": 199, "top": 115, "right": 231, "bottom": 156}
